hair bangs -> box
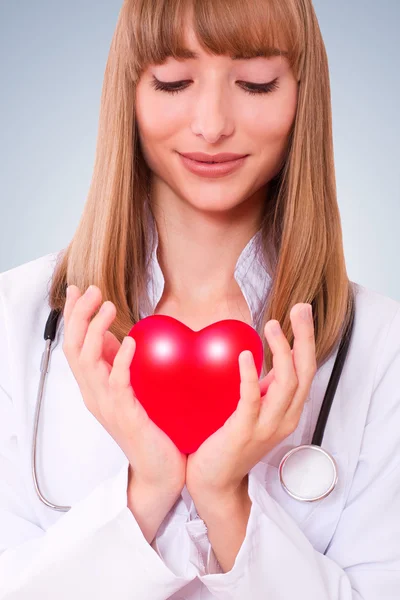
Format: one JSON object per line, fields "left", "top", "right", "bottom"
{"left": 127, "top": 0, "right": 305, "bottom": 80}
{"left": 50, "top": 0, "right": 353, "bottom": 377}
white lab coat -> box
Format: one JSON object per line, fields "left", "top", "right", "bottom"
{"left": 0, "top": 245, "right": 400, "bottom": 599}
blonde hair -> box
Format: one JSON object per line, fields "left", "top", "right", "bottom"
{"left": 49, "top": 0, "right": 355, "bottom": 374}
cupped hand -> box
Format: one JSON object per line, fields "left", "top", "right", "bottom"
{"left": 185, "top": 303, "right": 317, "bottom": 500}
{"left": 62, "top": 284, "right": 187, "bottom": 496}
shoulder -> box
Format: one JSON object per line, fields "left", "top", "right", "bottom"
{"left": 351, "top": 280, "right": 400, "bottom": 359}
{"left": 0, "top": 249, "right": 66, "bottom": 398}
{"left": 0, "top": 249, "right": 65, "bottom": 309}
{"left": 319, "top": 281, "right": 400, "bottom": 412}
{"left": 350, "top": 280, "right": 400, "bottom": 420}
{"left": 0, "top": 248, "right": 66, "bottom": 364}
{"left": 352, "top": 280, "right": 400, "bottom": 321}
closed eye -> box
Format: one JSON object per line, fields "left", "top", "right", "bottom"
{"left": 150, "top": 76, "right": 280, "bottom": 96}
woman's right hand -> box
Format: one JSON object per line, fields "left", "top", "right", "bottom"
{"left": 62, "top": 284, "right": 187, "bottom": 500}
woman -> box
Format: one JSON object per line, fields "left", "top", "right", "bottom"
{"left": 0, "top": 0, "right": 399, "bottom": 598}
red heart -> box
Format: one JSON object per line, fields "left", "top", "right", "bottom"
{"left": 128, "top": 315, "right": 263, "bottom": 454}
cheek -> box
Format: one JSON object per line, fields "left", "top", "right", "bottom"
{"left": 135, "top": 86, "right": 185, "bottom": 171}
{"left": 243, "top": 87, "right": 298, "bottom": 144}
{"left": 136, "top": 87, "right": 185, "bottom": 144}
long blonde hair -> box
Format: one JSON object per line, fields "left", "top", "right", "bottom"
{"left": 48, "top": 0, "right": 354, "bottom": 374}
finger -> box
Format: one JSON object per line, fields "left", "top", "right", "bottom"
{"left": 103, "top": 330, "right": 122, "bottom": 366}
{"left": 101, "top": 336, "right": 137, "bottom": 429}
{"left": 236, "top": 350, "right": 261, "bottom": 424}
{"left": 284, "top": 303, "right": 317, "bottom": 422}
{"left": 258, "top": 319, "right": 298, "bottom": 427}
{"left": 259, "top": 349, "right": 293, "bottom": 395}
{"left": 63, "top": 285, "right": 82, "bottom": 328}
{"left": 80, "top": 300, "right": 117, "bottom": 365}
{"left": 259, "top": 368, "right": 274, "bottom": 395}
{"left": 65, "top": 285, "right": 103, "bottom": 355}
{"left": 264, "top": 319, "right": 298, "bottom": 394}
{"left": 109, "top": 335, "right": 136, "bottom": 392}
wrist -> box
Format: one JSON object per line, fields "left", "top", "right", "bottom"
{"left": 127, "top": 466, "right": 182, "bottom": 544}
{"left": 128, "top": 466, "right": 182, "bottom": 503}
{"left": 195, "top": 490, "right": 252, "bottom": 535}
{"left": 191, "top": 476, "right": 250, "bottom": 516}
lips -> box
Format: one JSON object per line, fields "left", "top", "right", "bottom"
{"left": 178, "top": 152, "right": 248, "bottom": 178}
{"left": 178, "top": 151, "right": 248, "bottom": 163}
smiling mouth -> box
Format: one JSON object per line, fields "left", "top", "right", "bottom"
{"left": 187, "top": 158, "right": 242, "bottom": 164}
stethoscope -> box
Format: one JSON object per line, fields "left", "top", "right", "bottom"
{"left": 33, "top": 298, "right": 355, "bottom": 512}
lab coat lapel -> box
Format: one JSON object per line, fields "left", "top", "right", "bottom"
{"left": 27, "top": 318, "right": 127, "bottom": 527}
{"left": 250, "top": 348, "right": 349, "bottom": 544}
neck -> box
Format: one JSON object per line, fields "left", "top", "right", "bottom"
{"left": 149, "top": 178, "right": 267, "bottom": 306}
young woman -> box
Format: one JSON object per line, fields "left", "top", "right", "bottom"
{"left": 0, "top": 0, "right": 399, "bottom": 598}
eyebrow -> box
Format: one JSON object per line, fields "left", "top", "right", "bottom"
{"left": 171, "top": 48, "right": 288, "bottom": 60}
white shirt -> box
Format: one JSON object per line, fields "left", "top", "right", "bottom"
{"left": 0, "top": 232, "right": 400, "bottom": 599}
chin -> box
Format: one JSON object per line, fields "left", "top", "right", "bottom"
{"left": 182, "top": 191, "right": 246, "bottom": 213}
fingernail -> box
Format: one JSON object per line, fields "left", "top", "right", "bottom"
{"left": 300, "top": 304, "right": 312, "bottom": 322}
{"left": 99, "top": 302, "right": 109, "bottom": 314}
{"left": 269, "top": 321, "right": 281, "bottom": 336}
{"left": 242, "top": 350, "right": 253, "bottom": 366}
{"left": 85, "top": 285, "right": 96, "bottom": 297}
{"left": 122, "top": 336, "right": 133, "bottom": 349}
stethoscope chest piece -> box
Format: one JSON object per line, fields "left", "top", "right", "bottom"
{"left": 33, "top": 297, "right": 353, "bottom": 511}
{"left": 278, "top": 444, "right": 338, "bottom": 502}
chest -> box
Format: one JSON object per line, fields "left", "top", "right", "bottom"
{"left": 152, "top": 287, "right": 253, "bottom": 331}
{"left": 14, "top": 289, "right": 377, "bottom": 557}
{"left": 18, "top": 331, "right": 368, "bottom": 548}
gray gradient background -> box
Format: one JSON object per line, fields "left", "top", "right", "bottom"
{"left": 1, "top": 1, "right": 399, "bottom": 300}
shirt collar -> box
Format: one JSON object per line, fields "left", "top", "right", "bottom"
{"left": 141, "top": 208, "right": 272, "bottom": 330}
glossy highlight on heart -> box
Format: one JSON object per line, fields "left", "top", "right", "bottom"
{"left": 128, "top": 315, "right": 264, "bottom": 453}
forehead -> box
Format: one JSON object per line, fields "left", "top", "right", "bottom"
{"left": 131, "top": 0, "right": 301, "bottom": 75}
{"left": 171, "top": 21, "right": 289, "bottom": 63}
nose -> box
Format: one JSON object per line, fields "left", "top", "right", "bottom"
{"left": 191, "top": 81, "right": 234, "bottom": 143}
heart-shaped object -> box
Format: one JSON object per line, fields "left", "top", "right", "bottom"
{"left": 128, "top": 315, "right": 263, "bottom": 454}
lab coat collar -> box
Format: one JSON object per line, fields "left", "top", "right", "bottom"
{"left": 141, "top": 210, "right": 272, "bottom": 330}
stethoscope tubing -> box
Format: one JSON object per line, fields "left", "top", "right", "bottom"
{"left": 33, "top": 323, "right": 70, "bottom": 512}
{"left": 32, "top": 295, "right": 355, "bottom": 511}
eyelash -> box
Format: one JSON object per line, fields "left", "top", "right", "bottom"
{"left": 150, "top": 76, "right": 280, "bottom": 96}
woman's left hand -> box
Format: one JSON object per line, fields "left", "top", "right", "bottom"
{"left": 185, "top": 303, "right": 317, "bottom": 501}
